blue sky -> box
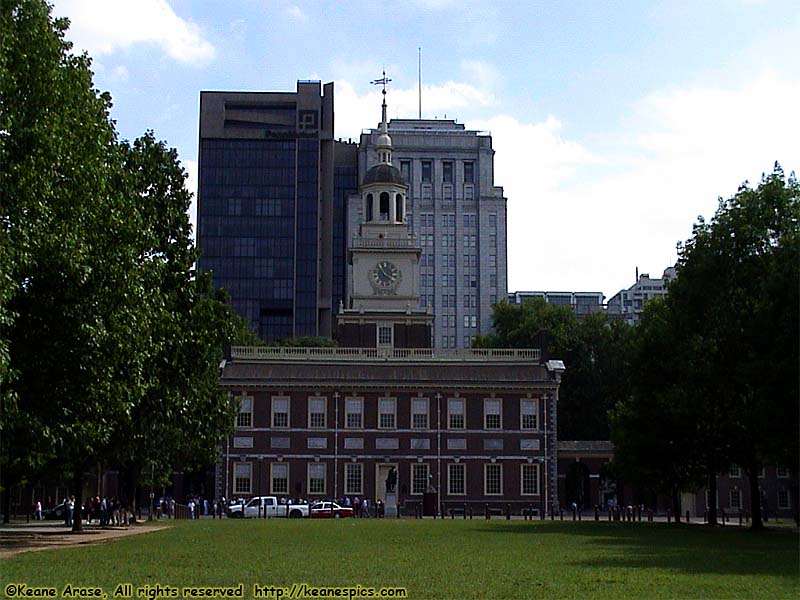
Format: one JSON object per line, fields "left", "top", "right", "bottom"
{"left": 52, "top": 0, "right": 800, "bottom": 297}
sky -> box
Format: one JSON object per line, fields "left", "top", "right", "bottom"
{"left": 51, "top": 0, "right": 800, "bottom": 298}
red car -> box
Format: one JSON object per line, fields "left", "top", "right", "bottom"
{"left": 310, "top": 501, "right": 354, "bottom": 519}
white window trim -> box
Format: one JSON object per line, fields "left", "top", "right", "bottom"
{"left": 271, "top": 395, "right": 290, "bottom": 429}
{"left": 344, "top": 396, "right": 364, "bottom": 430}
{"left": 776, "top": 466, "right": 790, "bottom": 478}
{"left": 521, "top": 463, "right": 541, "bottom": 496}
{"left": 777, "top": 488, "right": 791, "bottom": 509}
{"left": 484, "top": 397, "right": 502, "bottom": 430}
{"left": 520, "top": 398, "right": 539, "bottom": 431}
{"left": 411, "top": 397, "right": 430, "bottom": 430}
{"left": 728, "top": 464, "right": 741, "bottom": 478}
{"left": 233, "top": 462, "right": 252, "bottom": 495}
{"left": 729, "top": 488, "right": 741, "bottom": 510}
{"left": 307, "top": 395, "right": 327, "bottom": 429}
{"left": 345, "top": 463, "right": 363, "bottom": 496}
{"left": 307, "top": 463, "right": 326, "bottom": 496}
{"left": 411, "top": 463, "right": 430, "bottom": 496}
{"left": 484, "top": 463, "right": 503, "bottom": 496}
{"left": 377, "top": 324, "right": 394, "bottom": 348}
{"left": 378, "top": 396, "right": 397, "bottom": 430}
{"left": 448, "top": 397, "right": 465, "bottom": 430}
{"left": 235, "top": 394, "right": 254, "bottom": 429}
{"left": 270, "top": 462, "right": 289, "bottom": 495}
{"left": 448, "top": 463, "right": 466, "bottom": 496}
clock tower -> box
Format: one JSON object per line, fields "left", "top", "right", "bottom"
{"left": 336, "top": 75, "right": 433, "bottom": 348}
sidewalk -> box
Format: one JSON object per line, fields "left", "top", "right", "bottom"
{"left": 0, "top": 521, "right": 169, "bottom": 558}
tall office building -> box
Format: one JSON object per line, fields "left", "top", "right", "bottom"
{"left": 198, "top": 82, "right": 336, "bottom": 341}
{"left": 606, "top": 266, "right": 676, "bottom": 325}
{"left": 350, "top": 119, "right": 508, "bottom": 348}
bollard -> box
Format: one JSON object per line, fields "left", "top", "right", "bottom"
{"left": 595, "top": 507, "right": 599, "bottom": 521}
{"left": 464, "top": 503, "right": 467, "bottom": 520}
{"left": 559, "top": 509, "right": 563, "bottom": 521}
{"left": 608, "top": 509, "right": 612, "bottom": 522}
{"left": 506, "top": 504, "right": 511, "bottom": 520}
{"left": 578, "top": 508, "right": 582, "bottom": 521}
{"left": 703, "top": 510, "right": 707, "bottom": 523}
{"left": 572, "top": 507, "right": 576, "bottom": 521}
{"left": 550, "top": 507, "right": 555, "bottom": 521}
{"left": 469, "top": 507, "right": 473, "bottom": 520}
{"left": 739, "top": 511, "right": 743, "bottom": 526}
{"left": 686, "top": 510, "right": 690, "bottom": 524}
{"left": 485, "top": 504, "right": 490, "bottom": 520}
{"left": 721, "top": 509, "right": 725, "bottom": 526}
{"left": 667, "top": 509, "right": 671, "bottom": 524}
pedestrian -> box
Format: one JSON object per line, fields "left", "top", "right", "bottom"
{"left": 34, "top": 500, "right": 42, "bottom": 520}
{"left": 353, "top": 496, "right": 361, "bottom": 518}
{"left": 66, "top": 496, "right": 75, "bottom": 527}
{"left": 362, "top": 498, "right": 369, "bottom": 518}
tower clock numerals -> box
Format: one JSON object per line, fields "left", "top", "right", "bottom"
{"left": 370, "top": 260, "right": 401, "bottom": 293}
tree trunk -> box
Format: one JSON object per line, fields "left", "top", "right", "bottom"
{"left": 707, "top": 467, "right": 717, "bottom": 526}
{"left": 671, "top": 486, "right": 682, "bottom": 523}
{"left": 71, "top": 466, "right": 84, "bottom": 533}
{"left": 2, "top": 486, "right": 10, "bottom": 524}
{"left": 746, "top": 461, "right": 764, "bottom": 531}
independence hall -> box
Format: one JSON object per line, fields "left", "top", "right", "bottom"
{"left": 219, "top": 346, "right": 564, "bottom": 514}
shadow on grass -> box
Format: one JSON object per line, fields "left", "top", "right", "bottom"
{"left": 469, "top": 521, "right": 800, "bottom": 579}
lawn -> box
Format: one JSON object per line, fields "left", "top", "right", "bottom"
{"left": 2, "top": 519, "right": 798, "bottom": 599}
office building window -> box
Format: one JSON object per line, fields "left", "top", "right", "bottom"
{"left": 442, "top": 274, "right": 455, "bottom": 287}
{"left": 412, "top": 463, "right": 429, "bottom": 495}
{"left": 448, "top": 398, "right": 465, "bottom": 429}
{"left": 443, "top": 161, "right": 453, "bottom": 183}
{"left": 233, "top": 463, "right": 252, "bottom": 494}
{"left": 400, "top": 160, "right": 411, "bottom": 181}
{"left": 345, "top": 397, "right": 363, "bottom": 429}
{"left": 464, "top": 162, "right": 474, "bottom": 183}
{"left": 412, "top": 398, "right": 429, "bottom": 429}
{"left": 521, "top": 399, "right": 538, "bottom": 430}
{"left": 485, "top": 464, "right": 502, "bottom": 495}
{"left": 421, "top": 160, "right": 432, "bottom": 182}
{"left": 308, "top": 463, "right": 326, "bottom": 495}
{"left": 236, "top": 395, "right": 253, "bottom": 428}
{"left": 522, "top": 464, "right": 540, "bottom": 495}
{"left": 345, "top": 463, "right": 363, "bottom": 495}
{"left": 448, "top": 463, "right": 466, "bottom": 495}
{"left": 271, "top": 463, "right": 288, "bottom": 495}
{"left": 442, "top": 214, "right": 455, "bottom": 227}
{"left": 378, "top": 397, "right": 397, "bottom": 429}
{"left": 489, "top": 213, "right": 497, "bottom": 228}
{"left": 308, "top": 396, "right": 327, "bottom": 429}
{"left": 729, "top": 465, "right": 741, "bottom": 478}
{"left": 484, "top": 398, "right": 502, "bottom": 429}
{"left": 271, "top": 396, "right": 290, "bottom": 428}
{"left": 729, "top": 489, "right": 741, "bottom": 510}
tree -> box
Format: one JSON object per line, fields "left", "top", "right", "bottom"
{"left": 475, "top": 299, "right": 634, "bottom": 440}
{"left": 610, "top": 299, "right": 705, "bottom": 518}
{"left": 667, "top": 165, "right": 799, "bottom": 529}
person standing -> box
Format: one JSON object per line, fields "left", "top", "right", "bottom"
{"left": 34, "top": 500, "right": 42, "bottom": 520}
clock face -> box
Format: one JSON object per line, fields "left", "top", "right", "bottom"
{"left": 370, "top": 260, "right": 401, "bottom": 292}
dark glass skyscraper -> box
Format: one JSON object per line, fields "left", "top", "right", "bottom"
{"left": 198, "top": 82, "right": 335, "bottom": 341}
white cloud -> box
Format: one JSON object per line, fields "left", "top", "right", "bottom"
{"left": 333, "top": 79, "right": 495, "bottom": 140}
{"left": 110, "top": 65, "right": 129, "bottom": 81}
{"left": 54, "top": 0, "right": 214, "bottom": 65}
{"left": 285, "top": 5, "right": 308, "bottom": 22}
{"left": 496, "top": 71, "right": 800, "bottom": 296}
{"left": 461, "top": 59, "right": 499, "bottom": 91}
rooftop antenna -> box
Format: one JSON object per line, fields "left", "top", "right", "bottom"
{"left": 418, "top": 47, "right": 422, "bottom": 119}
{"left": 370, "top": 70, "right": 392, "bottom": 127}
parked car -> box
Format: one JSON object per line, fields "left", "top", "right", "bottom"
{"left": 42, "top": 502, "right": 83, "bottom": 521}
{"left": 310, "top": 501, "right": 354, "bottom": 519}
{"left": 226, "top": 496, "right": 309, "bottom": 519}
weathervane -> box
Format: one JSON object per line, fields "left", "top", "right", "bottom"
{"left": 371, "top": 70, "right": 392, "bottom": 97}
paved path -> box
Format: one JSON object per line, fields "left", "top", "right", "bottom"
{"left": 0, "top": 522, "right": 169, "bottom": 558}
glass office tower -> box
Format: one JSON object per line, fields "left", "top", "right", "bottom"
{"left": 198, "top": 82, "right": 335, "bottom": 341}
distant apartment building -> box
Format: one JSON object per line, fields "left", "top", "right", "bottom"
{"left": 350, "top": 119, "right": 508, "bottom": 349}
{"left": 197, "top": 82, "right": 337, "bottom": 341}
{"left": 508, "top": 291, "right": 605, "bottom": 318}
{"left": 606, "top": 267, "right": 676, "bottom": 325}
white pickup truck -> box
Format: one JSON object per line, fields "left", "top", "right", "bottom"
{"left": 227, "top": 496, "right": 309, "bottom": 519}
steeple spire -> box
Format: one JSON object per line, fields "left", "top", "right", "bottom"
{"left": 370, "top": 70, "right": 393, "bottom": 165}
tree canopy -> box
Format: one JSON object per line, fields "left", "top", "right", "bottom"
{"left": 0, "top": 0, "right": 245, "bottom": 527}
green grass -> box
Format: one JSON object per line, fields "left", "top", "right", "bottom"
{"left": 2, "top": 520, "right": 798, "bottom": 599}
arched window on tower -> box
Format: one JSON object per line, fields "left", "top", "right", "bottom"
{"left": 380, "top": 192, "right": 390, "bottom": 221}
{"left": 395, "top": 194, "right": 404, "bottom": 222}
{"left": 366, "top": 193, "right": 373, "bottom": 221}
